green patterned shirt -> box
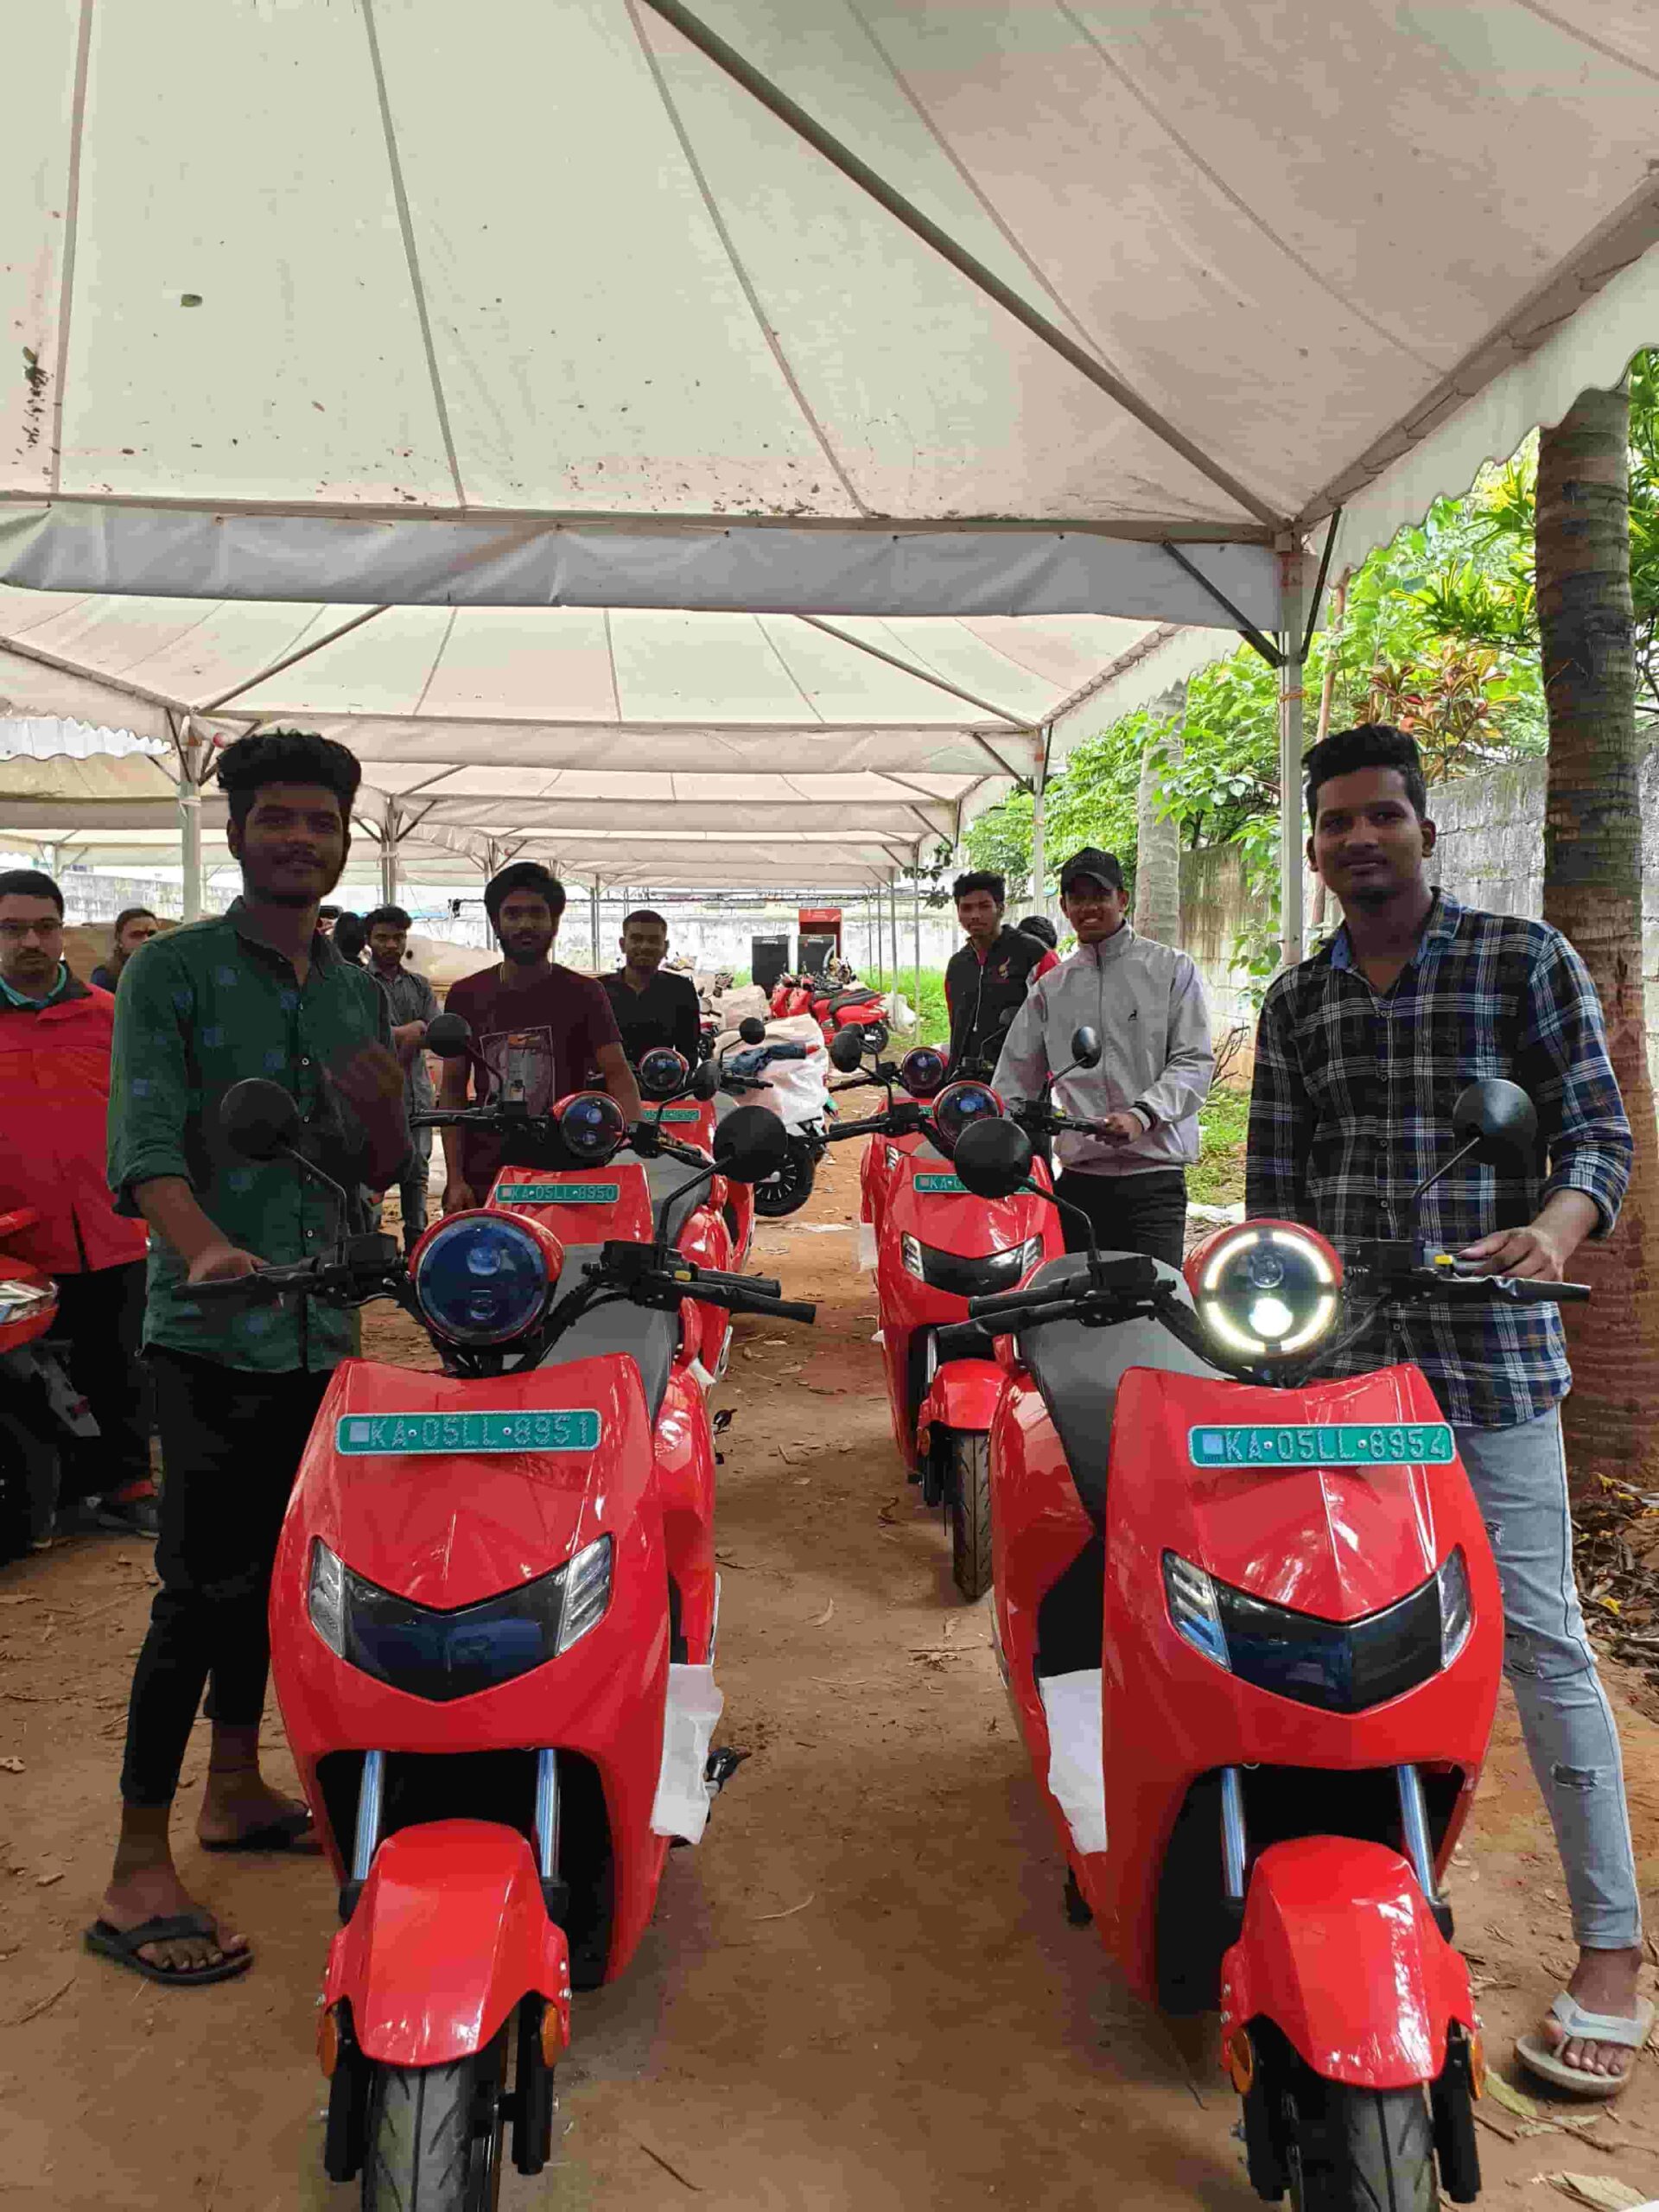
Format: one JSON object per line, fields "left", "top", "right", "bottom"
{"left": 107, "top": 899, "right": 396, "bottom": 1373}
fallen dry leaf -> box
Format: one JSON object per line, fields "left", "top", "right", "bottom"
{"left": 810, "top": 1599, "right": 834, "bottom": 1626}
{"left": 0, "top": 1757, "right": 23, "bottom": 1774}
{"left": 753, "top": 1893, "right": 816, "bottom": 1923}
{"left": 1486, "top": 2074, "right": 1543, "bottom": 2123}
{"left": 1541, "top": 2176, "right": 1649, "bottom": 2212}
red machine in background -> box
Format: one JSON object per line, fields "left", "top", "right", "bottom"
{"left": 0, "top": 1205, "right": 97, "bottom": 1560}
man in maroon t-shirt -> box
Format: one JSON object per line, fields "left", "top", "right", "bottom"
{"left": 439, "top": 863, "right": 643, "bottom": 1210}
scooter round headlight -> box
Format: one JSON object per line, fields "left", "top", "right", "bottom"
{"left": 556, "top": 1090, "right": 627, "bottom": 1163}
{"left": 931, "top": 1079, "right": 1004, "bottom": 1158}
{"left": 411, "top": 1211, "right": 558, "bottom": 1345}
{"left": 899, "top": 1046, "right": 947, "bottom": 1100}
{"left": 637, "top": 1047, "right": 690, "bottom": 1101}
{"left": 1184, "top": 1221, "right": 1343, "bottom": 1363}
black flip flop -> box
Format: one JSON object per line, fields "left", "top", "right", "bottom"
{"left": 200, "top": 1808, "right": 320, "bottom": 1854}
{"left": 84, "top": 1913, "right": 253, "bottom": 1986}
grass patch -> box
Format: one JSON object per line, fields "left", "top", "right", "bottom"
{"left": 1190, "top": 1084, "right": 1249, "bottom": 1208}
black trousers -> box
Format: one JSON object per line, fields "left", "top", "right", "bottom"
{"left": 1055, "top": 1168, "right": 1188, "bottom": 1272}
{"left": 120, "top": 1350, "right": 330, "bottom": 1808}
{"left": 54, "top": 1260, "right": 150, "bottom": 1504}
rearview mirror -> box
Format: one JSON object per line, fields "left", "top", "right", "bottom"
{"left": 220, "top": 1077, "right": 302, "bottom": 1162}
{"left": 714, "top": 1104, "right": 791, "bottom": 1185}
{"left": 1071, "top": 1026, "right": 1102, "bottom": 1071}
{"left": 1452, "top": 1078, "right": 1538, "bottom": 1163}
{"left": 690, "top": 1058, "right": 721, "bottom": 1102}
{"left": 950, "top": 1116, "right": 1035, "bottom": 1200}
{"left": 424, "top": 1012, "right": 471, "bottom": 1058}
{"left": 738, "top": 1016, "right": 767, "bottom": 1046}
{"left": 829, "top": 1027, "right": 866, "bottom": 1072}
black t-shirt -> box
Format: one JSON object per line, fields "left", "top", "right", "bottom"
{"left": 601, "top": 968, "right": 702, "bottom": 1065}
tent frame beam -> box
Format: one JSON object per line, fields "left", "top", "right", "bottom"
{"left": 639, "top": 0, "right": 1281, "bottom": 531}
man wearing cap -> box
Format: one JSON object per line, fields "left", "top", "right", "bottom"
{"left": 991, "top": 847, "right": 1213, "bottom": 1268}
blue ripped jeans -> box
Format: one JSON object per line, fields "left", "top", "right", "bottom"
{"left": 1454, "top": 1407, "right": 1642, "bottom": 1951}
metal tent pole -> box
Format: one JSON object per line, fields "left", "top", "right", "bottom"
{"left": 911, "top": 845, "right": 922, "bottom": 1038}
{"left": 1029, "top": 727, "right": 1048, "bottom": 916}
{"left": 888, "top": 876, "right": 899, "bottom": 994}
{"left": 591, "top": 881, "right": 601, "bottom": 972}
{"left": 379, "top": 808, "right": 400, "bottom": 906}
{"left": 175, "top": 718, "right": 207, "bottom": 922}
{"left": 1277, "top": 544, "right": 1306, "bottom": 970}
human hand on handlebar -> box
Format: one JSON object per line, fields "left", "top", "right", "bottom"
{"left": 442, "top": 1179, "right": 477, "bottom": 1216}
{"left": 1092, "top": 1110, "right": 1148, "bottom": 1147}
{"left": 186, "top": 1238, "right": 262, "bottom": 1287}
{"left": 1456, "top": 1223, "right": 1570, "bottom": 1281}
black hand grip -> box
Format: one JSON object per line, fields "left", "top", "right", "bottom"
{"left": 178, "top": 1271, "right": 283, "bottom": 1305}
{"left": 1493, "top": 1275, "right": 1592, "bottom": 1305}
{"left": 968, "top": 1281, "right": 1068, "bottom": 1320}
{"left": 826, "top": 1116, "right": 887, "bottom": 1141}
{"left": 740, "top": 1294, "right": 816, "bottom": 1323}
{"left": 934, "top": 1319, "right": 995, "bottom": 1363}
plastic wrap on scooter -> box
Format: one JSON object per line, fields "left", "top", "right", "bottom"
{"left": 857, "top": 1221, "right": 878, "bottom": 1271}
{"left": 651, "top": 1663, "right": 724, "bottom": 1844}
{"left": 1017, "top": 1254, "right": 1222, "bottom": 1523}
{"left": 1038, "top": 1668, "right": 1108, "bottom": 1854}
{"left": 535, "top": 1246, "right": 676, "bottom": 1422}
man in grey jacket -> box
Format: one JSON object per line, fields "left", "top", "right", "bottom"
{"left": 991, "top": 847, "right": 1214, "bottom": 1267}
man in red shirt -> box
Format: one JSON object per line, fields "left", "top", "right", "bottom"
{"left": 440, "top": 863, "right": 642, "bottom": 1210}
{"left": 0, "top": 869, "right": 156, "bottom": 1534}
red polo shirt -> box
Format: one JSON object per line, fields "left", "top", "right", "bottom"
{"left": 0, "top": 976, "right": 148, "bottom": 1274}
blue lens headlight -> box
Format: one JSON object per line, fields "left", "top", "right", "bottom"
{"left": 414, "top": 1214, "right": 551, "bottom": 1345}
{"left": 558, "top": 1090, "right": 627, "bottom": 1161}
{"left": 933, "top": 1080, "right": 1002, "bottom": 1154}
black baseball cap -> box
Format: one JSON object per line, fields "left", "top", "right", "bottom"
{"left": 1058, "top": 847, "right": 1126, "bottom": 895}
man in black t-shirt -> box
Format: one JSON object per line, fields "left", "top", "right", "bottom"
{"left": 944, "top": 871, "right": 1057, "bottom": 1076}
{"left": 601, "top": 908, "right": 702, "bottom": 1066}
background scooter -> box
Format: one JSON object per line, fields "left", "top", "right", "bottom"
{"left": 0, "top": 1206, "right": 99, "bottom": 1560}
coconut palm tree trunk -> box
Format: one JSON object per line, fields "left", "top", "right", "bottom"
{"left": 1537, "top": 382, "right": 1659, "bottom": 1482}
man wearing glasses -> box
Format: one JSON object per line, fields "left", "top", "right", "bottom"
{"left": 0, "top": 870, "right": 156, "bottom": 1535}
{"left": 992, "top": 847, "right": 1214, "bottom": 1267}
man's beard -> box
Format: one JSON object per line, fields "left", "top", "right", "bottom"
{"left": 502, "top": 938, "right": 550, "bottom": 967}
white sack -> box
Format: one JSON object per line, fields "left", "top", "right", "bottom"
{"left": 1038, "top": 1669, "right": 1107, "bottom": 1856}
{"left": 651, "top": 1663, "right": 725, "bottom": 1845}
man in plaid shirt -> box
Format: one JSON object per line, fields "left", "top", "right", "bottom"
{"left": 1249, "top": 724, "right": 1643, "bottom": 2094}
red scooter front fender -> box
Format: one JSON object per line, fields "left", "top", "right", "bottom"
{"left": 1220, "top": 1837, "right": 1473, "bottom": 2089}
{"left": 325, "top": 1821, "right": 572, "bottom": 2068}
{"left": 918, "top": 1358, "right": 1004, "bottom": 1455}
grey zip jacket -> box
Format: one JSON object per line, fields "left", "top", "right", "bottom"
{"left": 990, "top": 926, "right": 1214, "bottom": 1177}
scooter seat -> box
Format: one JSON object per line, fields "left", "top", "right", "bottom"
{"left": 1016, "top": 1253, "right": 1223, "bottom": 1527}
{"left": 827, "top": 988, "right": 880, "bottom": 1012}
{"left": 535, "top": 1246, "right": 677, "bottom": 1423}
{"left": 614, "top": 1149, "right": 706, "bottom": 1249}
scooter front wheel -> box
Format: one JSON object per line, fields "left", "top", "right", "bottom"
{"left": 362, "top": 2042, "right": 505, "bottom": 2212}
{"left": 1283, "top": 2080, "right": 1434, "bottom": 2212}
{"left": 946, "top": 1432, "right": 993, "bottom": 1602}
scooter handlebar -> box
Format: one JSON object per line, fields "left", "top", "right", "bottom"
{"left": 825, "top": 1116, "right": 891, "bottom": 1141}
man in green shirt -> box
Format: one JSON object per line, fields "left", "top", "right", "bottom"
{"left": 87, "top": 730, "right": 408, "bottom": 1988}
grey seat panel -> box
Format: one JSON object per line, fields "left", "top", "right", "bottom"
{"left": 712, "top": 1091, "right": 741, "bottom": 1124}
{"left": 537, "top": 1244, "right": 677, "bottom": 1423}
{"left": 1015, "top": 1253, "right": 1223, "bottom": 1525}
{"left": 615, "top": 1147, "right": 706, "bottom": 1248}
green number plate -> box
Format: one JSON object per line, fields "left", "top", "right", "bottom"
{"left": 337, "top": 1410, "right": 602, "bottom": 1456}
{"left": 495, "top": 1181, "right": 620, "bottom": 1204}
{"left": 1188, "top": 1422, "right": 1456, "bottom": 1470}
{"left": 647, "top": 1107, "right": 704, "bottom": 1123}
{"left": 912, "top": 1173, "right": 967, "bottom": 1194}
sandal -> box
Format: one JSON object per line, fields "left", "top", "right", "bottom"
{"left": 1516, "top": 1993, "right": 1655, "bottom": 2099}
{"left": 84, "top": 1912, "right": 253, "bottom": 1986}
{"left": 200, "top": 1807, "right": 319, "bottom": 1854}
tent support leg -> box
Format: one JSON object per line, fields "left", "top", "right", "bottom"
{"left": 591, "top": 881, "right": 601, "bottom": 974}
{"left": 180, "top": 786, "right": 202, "bottom": 922}
{"left": 1029, "top": 728, "right": 1048, "bottom": 915}
{"left": 380, "top": 830, "right": 399, "bottom": 906}
{"left": 912, "top": 846, "right": 922, "bottom": 1039}
{"left": 1278, "top": 546, "right": 1306, "bottom": 971}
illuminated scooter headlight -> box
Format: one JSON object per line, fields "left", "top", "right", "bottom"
{"left": 412, "top": 1213, "right": 553, "bottom": 1345}
{"left": 1183, "top": 1221, "right": 1343, "bottom": 1363}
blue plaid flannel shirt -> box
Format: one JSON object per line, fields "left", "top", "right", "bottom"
{"left": 1247, "top": 893, "right": 1631, "bottom": 1428}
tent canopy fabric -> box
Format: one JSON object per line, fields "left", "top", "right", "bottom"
{"left": 3, "top": 0, "right": 1656, "bottom": 620}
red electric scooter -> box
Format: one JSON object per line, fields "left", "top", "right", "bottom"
{"left": 940, "top": 1080, "right": 1584, "bottom": 2208}
{"left": 823, "top": 1026, "right": 1062, "bottom": 1599}
{"left": 186, "top": 1039, "right": 813, "bottom": 2209}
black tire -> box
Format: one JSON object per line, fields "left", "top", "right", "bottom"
{"left": 362, "top": 2044, "right": 505, "bottom": 2212}
{"left": 752, "top": 1139, "right": 816, "bottom": 1218}
{"left": 1286, "top": 2080, "right": 1434, "bottom": 2212}
{"left": 947, "top": 1432, "right": 993, "bottom": 1601}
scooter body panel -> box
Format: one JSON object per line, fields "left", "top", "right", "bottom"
{"left": 324, "top": 1819, "right": 573, "bottom": 2067}
{"left": 271, "top": 1351, "right": 676, "bottom": 1982}
{"left": 917, "top": 1358, "right": 1005, "bottom": 1459}
{"left": 1219, "top": 1836, "right": 1474, "bottom": 2088}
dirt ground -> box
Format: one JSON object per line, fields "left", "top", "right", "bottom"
{"left": 5, "top": 1148, "right": 1659, "bottom": 2210}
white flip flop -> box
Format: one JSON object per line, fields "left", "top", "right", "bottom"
{"left": 1516, "top": 1993, "right": 1655, "bottom": 2099}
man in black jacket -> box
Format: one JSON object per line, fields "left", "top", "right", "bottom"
{"left": 944, "top": 871, "right": 1057, "bottom": 1076}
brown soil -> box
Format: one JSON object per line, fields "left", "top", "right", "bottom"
{"left": 5, "top": 1151, "right": 1659, "bottom": 2209}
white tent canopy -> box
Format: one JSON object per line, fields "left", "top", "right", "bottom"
{"left": 5, "top": 2, "right": 1659, "bottom": 936}
{"left": 0, "top": 598, "right": 1176, "bottom": 893}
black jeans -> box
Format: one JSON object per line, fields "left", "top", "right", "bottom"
{"left": 54, "top": 1260, "right": 150, "bottom": 1505}
{"left": 1055, "top": 1168, "right": 1188, "bottom": 1272}
{"left": 120, "top": 1350, "right": 331, "bottom": 1808}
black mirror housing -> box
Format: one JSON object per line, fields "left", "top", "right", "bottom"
{"left": 714, "top": 1104, "right": 791, "bottom": 1185}
{"left": 1071, "top": 1025, "right": 1102, "bottom": 1071}
{"left": 690, "top": 1058, "right": 721, "bottom": 1102}
{"left": 738, "top": 1016, "right": 767, "bottom": 1046}
{"left": 829, "top": 1027, "right": 865, "bottom": 1072}
{"left": 1452, "top": 1078, "right": 1539, "bottom": 1163}
{"left": 950, "top": 1116, "right": 1035, "bottom": 1200}
{"left": 220, "top": 1077, "right": 302, "bottom": 1162}
{"left": 424, "top": 1012, "right": 471, "bottom": 1058}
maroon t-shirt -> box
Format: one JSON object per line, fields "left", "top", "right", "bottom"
{"left": 444, "top": 962, "right": 621, "bottom": 1191}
